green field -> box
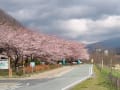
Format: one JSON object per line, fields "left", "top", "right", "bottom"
{"left": 71, "top": 65, "right": 115, "bottom": 90}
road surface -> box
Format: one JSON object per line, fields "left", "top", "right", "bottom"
{"left": 0, "top": 64, "right": 93, "bottom": 90}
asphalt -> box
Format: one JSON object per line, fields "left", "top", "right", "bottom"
{"left": 0, "top": 78, "right": 55, "bottom": 87}
{"left": 12, "top": 64, "right": 93, "bottom": 90}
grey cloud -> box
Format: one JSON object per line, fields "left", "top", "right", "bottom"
{"left": 1, "top": 0, "right": 120, "bottom": 44}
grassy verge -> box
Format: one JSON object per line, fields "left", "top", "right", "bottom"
{"left": 112, "top": 70, "right": 120, "bottom": 78}
{"left": 100, "top": 65, "right": 120, "bottom": 78}
{"left": 71, "top": 65, "right": 115, "bottom": 90}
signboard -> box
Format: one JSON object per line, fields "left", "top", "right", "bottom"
{"left": 30, "top": 62, "right": 35, "bottom": 68}
{"left": 62, "top": 58, "right": 66, "bottom": 65}
{"left": 91, "top": 58, "right": 94, "bottom": 64}
{"left": 0, "top": 59, "right": 8, "bottom": 69}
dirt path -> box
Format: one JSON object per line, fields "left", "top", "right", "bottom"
{"left": 27, "top": 66, "right": 74, "bottom": 79}
{"left": 0, "top": 66, "right": 75, "bottom": 80}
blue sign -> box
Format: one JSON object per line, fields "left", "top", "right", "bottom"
{"left": 0, "top": 59, "right": 8, "bottom": 69}
{"left": 77, "top": 59, "right": 82, "bottom": 64}
{"left": 62, "top": 58, "right": 66, "bottom": 65}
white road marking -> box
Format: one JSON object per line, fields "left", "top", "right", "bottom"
{"left": 62, "top": 65, "right": 93, "bottom": 90}
{"left": 89, "top": 64, "right": 93, "bottom": 75}
{"left": 26, "top": 83, "right": 30, "bottom": 86}
{"left": 0, "top": 83, "right": 22, "bottom": 90}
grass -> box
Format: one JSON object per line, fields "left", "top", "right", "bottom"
{"left": 0, "top": 69, "right": 8, "bottom": 76}
{"left": 110, "top": 69, "right": 120, "bottom": 78}
{"left": 101, "top": 66, "right": 120, "bottom": 78}
{"left": 71, "top": 65, "right": 115, "bottom": 90}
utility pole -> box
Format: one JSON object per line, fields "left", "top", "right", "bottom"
{"left": 110, "top": 58, "right": 113, "bottom": 73}
{"left": 101, "top": 58, "right": 104, "bottom": 69}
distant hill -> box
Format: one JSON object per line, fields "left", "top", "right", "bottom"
{"left": 0, "top": 9, "right": 24, "bottom": 30}
{"left": 87, "top": 37, "right": 120, "bottom": 52}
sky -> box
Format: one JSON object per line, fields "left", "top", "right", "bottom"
{"left": 0, "top": 0, "right": 120, "bottom": 44}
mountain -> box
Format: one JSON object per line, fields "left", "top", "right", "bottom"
{"left": 87, "top": 37, "right": 120, "bottom": 52}
{"left": 0, "top": 9, "right": 24, "bottom": 30}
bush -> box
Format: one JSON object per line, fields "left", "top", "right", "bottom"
{"left": 16, "top": 70, "right": 23, "bottom": 76}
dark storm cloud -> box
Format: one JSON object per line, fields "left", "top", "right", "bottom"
{"left": 1, "top": 0, "right": 120, "bottom": 44}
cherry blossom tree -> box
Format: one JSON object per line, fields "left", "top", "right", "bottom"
{"left": 0, "top": 9, "right": 89, "bottom": 66}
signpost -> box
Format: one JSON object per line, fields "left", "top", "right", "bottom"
{"left": 0, "top": 59, "right": 8, "bottom": 69}
{"left": 62, "top": 58, "right": 66, "bottom": 65}
{"left": 0, "top": 58, "right": 12, "bottom": 77}
{"left": 91, "top": 58, "right": 94, "bottom": 64}
{"left": 30, "top": 62, "right": 35, "bottom": 73}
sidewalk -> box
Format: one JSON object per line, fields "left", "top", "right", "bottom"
{"left": 27, "top": 66, "right": 74, "bottom": 79}
{"left": 0, "top": 66, "right": 74, "bottom": 80}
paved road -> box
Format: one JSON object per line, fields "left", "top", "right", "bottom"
{"left": 0, "top": 78, "right": 55, "bottom": 90}
{"left": 0, "top": 64, "right": 93, "bottom": 90}
{"left": 18, "top": 64, "right": 93, "bottom": 90}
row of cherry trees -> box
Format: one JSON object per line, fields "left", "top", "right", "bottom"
{"left": 0, "top": 26, "right": 89, "bottom": 67}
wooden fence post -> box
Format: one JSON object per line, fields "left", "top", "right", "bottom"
{"left": 8, "top": 57, "right": 12, "bottom": 78}
{"left": 117, "top": 78, "right": 120, "bottom": 90}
